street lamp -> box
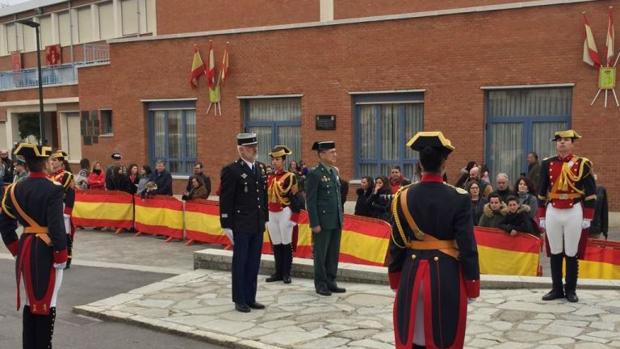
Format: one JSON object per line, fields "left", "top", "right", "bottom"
{"left": 18, "top": 19, "right": 45, "bottom": 145}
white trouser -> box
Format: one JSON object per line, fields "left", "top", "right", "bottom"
{"left": 413, "top": 281, "right": 425, "bottom": 346}
{"left": 267, "top": 207, "right": 295, "bottom": 245}
{"left": 22, "top": 268, "right": 63, "bottom": 308}
{"left": 64, "top": 214, "right": 71, "bottom": 237}
{"left": 546, "top": 202, "right": 583, "bottom": 257}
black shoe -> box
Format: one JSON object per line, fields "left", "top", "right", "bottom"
{"left": 566, "top": 292, "right": 579, "bottom": 303}
{"left": 235, "top": 303, "right": 251, "bottom": 313}
{"left": 266, "top": 273, "right": 283, "bottom": 282}
{"left": 282, "top": 275, "right": 291, "bottom": 284}
{"left": 248, "top": 302, "right": 265, "bottom": 309}
{"left": 316, "top": 287, "right": 332, "bottom": 296}
{"left": 542, "top": 289, "right": 565, "bottom": 301}
{"left": 328, "top": 286, "right": 346, "bottom": 293}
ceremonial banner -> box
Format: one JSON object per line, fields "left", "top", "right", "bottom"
{"left": 580, "top": 239, "right": 620, "bottom": 279}
{"left": 475, "top": 227, "right": 542, "bottom": 276}
{"left": 189, "top": 46, "right": 206, "bottom": 88}
{"left": 134, "top": 195, "right": 184, "bottom": 240}
{"left": 184, "top": 200, "right": 230, "bottom": 245}
{"left": 73, "top": 190, "right": 133, "bottom": 229}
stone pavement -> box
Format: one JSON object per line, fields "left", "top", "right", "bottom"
{"left": 75, "top": 269, "right": 620, "bottom": 349}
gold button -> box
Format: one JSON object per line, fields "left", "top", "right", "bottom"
{"left": 411, "top": 254, "right": 416, "bottom": 260}
{"left": 433, "top": 256, "right": 439, "bottom": 261}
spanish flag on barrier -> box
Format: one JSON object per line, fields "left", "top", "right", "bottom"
{"left": 475, "top": 227, "right": 542, "bottom": 276}
{"left": 189, "top": 46, "right": 206, "bottom": 88}
{"left": 73, "top": 190, "right": 133, "bottom": 229}
{"left": 580, "top": 239, "right": 620, "bottom": 279}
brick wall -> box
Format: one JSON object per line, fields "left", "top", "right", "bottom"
{"left": 74, "top": 1, "right": 619, "bottom": 209}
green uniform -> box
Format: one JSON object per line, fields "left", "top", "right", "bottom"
{"left": 305, "top": 162, "right": 343, "bottom": 291}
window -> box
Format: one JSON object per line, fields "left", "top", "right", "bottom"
{"left": 354, "top": 93, "right": 424, "bottom": 178}
{"left": 22, "top": 21, "right": 36, "bottom": 52}
{"left": 6, "top": 23, "right": 17, "bottom": 52}
{"left": 243, "top": 97, "right": 302, "bottom": 165}
{"left": 77, "top": 6, "right": 92, "bottom": 43}
{"left": 61, "top": 112, "right": 82, "bottom": 160}
{"left": 485, "top": 87, "right": 571, "bottom": 182}
{"left": 98, "top": 2, "right": 115, "bottom": 40}
{"left": 58, "top": 12, "right": 71, "bottom": 46}
{"left": 121, "top": 0, "right": 139, "bottom": 36}
{"left": 148, "top": 101, "right": 197, "bottom": 175}
{"left": 81, "top": 110, "right": 100, "bottom": 145}
{"left": 100, "top": 109, "right": 113, "bottom": 135}
{"left": 0, "top": 25, "right": 6, "bottom": 55}
{"left": 39, "top": 16, "right": 53, "bottom": 46}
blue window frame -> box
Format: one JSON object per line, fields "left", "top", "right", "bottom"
{"left": 485, "top": 87, "right": 571, "bottom": 182}
{"left": 353, "top": 93, "right": 424, "bottom": 179}
{"left": 243, "top": 97, "right": 302, "bottom": 164}
{"left": 147, "top": 101, "right": 197, "bottom": 175}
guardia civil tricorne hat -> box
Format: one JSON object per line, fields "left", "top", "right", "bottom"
{"left": 237, "top": 133, "right": 258, "bottom": 146}
{"left": 50, "top": 150, "right": 68, "bottom": 161}
{"left": 552, "top": 129, "right": 581, "bottom": 141}
{"left": 13, "top": 143, "right": 52, "bottom": 160}
{"left": 269, "top": 145, "right": 292, "bottom": 158}
{"left": 311, "top": 141, "right": 335, "bottom": 152}
{"left": 407, "top": 131, "right": 455, "bottom": 158}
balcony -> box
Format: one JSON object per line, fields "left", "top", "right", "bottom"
{"left": 0, "top": 44, "right": 109, "bottom": 91}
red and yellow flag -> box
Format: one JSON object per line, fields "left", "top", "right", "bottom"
{"left": 583, "top": 13, "right": 602, "bottom": 68}
{"left": 207, "top": 41, "right": 217, "bottom": 89}
{"left": 580, "top": 239, "right": 620, "bottom": 279}
{"left": 475, "top": 227, "right": 542, "bottom": 276}
{"left": 189, "top": 46, "right": 206, "bottom": 88}
{"left": 220, "top": 44, "right": 230, "bottom": 86}
{"left": 607, "top": 7, "right": 615, "bottom": 67}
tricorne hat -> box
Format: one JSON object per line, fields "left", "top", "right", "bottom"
{"left": 407, "top": 131, "right": 455, "bottom": 156}
{"left": 269, "top": 145, "right": 292, "bottom": 158}
{"left": 552, "top": 129, "right": 581, "bottom": 141}
{"left": 13, "top": 143, "right": 52, "bottom": 160}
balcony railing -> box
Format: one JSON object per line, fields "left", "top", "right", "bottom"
{"left": 0, "top": 44, "right": 110, "bottom": 91}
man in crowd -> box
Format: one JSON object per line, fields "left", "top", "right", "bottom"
{"left": 1, "top": 149, "right": 14, "bottom": 184}
{"left": 478, "top": 193, "right": 507, "bottom": 228}
{"left": 219, "top": 133, "right": 268, "bottom": 313}
{"left": 147, "top": 160, "right": 173, "bottom": 196}
{"left": 12, "top": 156, "right": 29, "bottom": 183}
{"left": 389, "top": 166, "right": 411, "bottom": 194}
{"left": 185, "top": 162, "right": 211, "bottom": 198}
{"left": 527, "top": 152, "right": 541, "bottom": 192}
{"left": 306, "top": 141, "right": 346, "bottom": 296}
{"left": 493, "top": 173, "right": 512, "bottom": 203}
{"left": 538, "top": 129, "right": 596, "bottom": 303}
{"left": 106, "top": 152, "right": 123, "bottom": 190}
{"left": 464, "top": 166, "right": 493, "bottom": 197}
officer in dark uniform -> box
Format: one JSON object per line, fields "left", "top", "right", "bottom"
{"left": 389, "top": 132, "right": 480, "bottom": 349}
{"left": 49, "top": 150, "right": 76, "bottom": 268}
{"left": 0, "top": 143, "right": 68, "bottom": 349}
{"left": 219, "top": 133, "right": 268, "bottom": 313}
{"left": 306, "top": 141, "right": 345, "bottom": 296}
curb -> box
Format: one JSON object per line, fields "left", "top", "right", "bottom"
{"left": 194, "top": 248, "right": 620, "bottom": 290}
{"left": 73, "top": 305, "right": 284, "bottom": 349}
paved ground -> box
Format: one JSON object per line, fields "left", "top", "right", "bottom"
{"left": 75, "top": 268, "right": 620, "bottom": 349}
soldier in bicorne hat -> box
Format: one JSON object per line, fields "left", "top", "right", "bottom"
{"left": 0, "top": 143, "right": 69, "bottom": 349}
{"left": 538, "top": 129, "right": 596, "bottom": 303}
{"left": 389, "top": 131, "right": 480, "bottom": 349}
{"left": 49, "top": 150, "right": 76, "bottom": 268}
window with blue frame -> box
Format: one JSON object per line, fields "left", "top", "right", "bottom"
{"left": 147, "top": 101, "right": 197, "bottom": 175}
{"left": 354, "top": 93, "right": 424, "bottom": 179}
{"left": 243, "top": 97, "right": 301, "bottom": 164}
{"left": 485, "top": 87, "right": 571, "bottom": 183}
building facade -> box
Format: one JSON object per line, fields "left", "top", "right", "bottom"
{"left": 1, "top": 0, "right": 618, "bottom": 212}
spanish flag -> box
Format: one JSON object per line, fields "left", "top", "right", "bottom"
{"left": 475, "top": 227, "right": 542, "bottom": 276}
{"left": 580, "top": 239, "right": 620, "bottom": 279}
{"left": 189, "top": 46, "right": 206, "bottom": 88}
{"left": 583, "top": 13, "right": 602, "bottom": 68}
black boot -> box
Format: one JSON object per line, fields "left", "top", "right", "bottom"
{"left": 23, "top": 306, "right": 35, "bottom": 349}
{"left": 266, "top": 245, "right": 283, "bottom": 282}
{"left": 66, "top": 234, "right": 73, "bottom": 269}
{"left": 542, "top": 253, "right": 565, "bottom": 301}
{"left": 282, "top": 243, "right": 292, "bottom": 284}
{"left": 565, "top": 256, "right": 579, "bottom": 303}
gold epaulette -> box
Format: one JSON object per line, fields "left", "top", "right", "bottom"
{"left": 443, "top": 182, "right": 468, "bottom": 195}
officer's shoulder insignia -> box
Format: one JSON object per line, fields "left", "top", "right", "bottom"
{"left": 543, "top": 156, "right": 554, "bottom": 162}
{"left": 241, "top": 173, "right": 248, "bottom": 179}
{"left": 444, "top": 182, "right": 468, "bottom": 195}
{"left": 579, "top": 157, "right": 592, "bottom": 166}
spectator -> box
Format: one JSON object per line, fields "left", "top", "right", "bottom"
{"left": 389, "top": 166, "right": 411, "bottom": 194}
{"left": 12, "top": 156, "right": 28, "bottom": 183}
{"left": 455, "top": 161, "right": 478, "bottom": 188}
{"left": 492, "top": 173, "right": 511, "bottom": 203}
{"left": 182, "top": 176, "right": 209, "bottom": 200}
{"left": 479, "top": 164, "right": 491, "bottom": 185}
{"left": 127, "top": 164, "right": 140, "bottom": 194}
{"left": 464, "top": 166, "right": 493, "bottom": 197}
{"left": 112, "top": 166, "right": 133, "bottom": 193}
{"left": 106, "top": 152, "right": 123, "bottom": 190}
{"left": 412, "top": 162, "right": 423, "bottom": 183}
{"left": 87, "top": 161, "right": 106, "bottom": 189}
{"left": 466, "top": 180, "right": 487, "bottom": 225}
{"left": 1, "top": 149, "right": 14, "bottom": 184}
{"left": 75, "top": 158, "right": 90, "bottom": 190}
{"left": 367, "top": 176, "right": 391, "bottom": 221}
{"left": 334, "top": 167, "right": 349, "bottom": 206}
{"left": 515, "top": 176, "right": 538, "bottom": 219}
{"left": 478, "top": 193, "right": 507, "bottom": 228}
{"left": 185, "top": 162, "right": 212, "bottom": 198}
{"left": 526, "top": 152, "right": 541, "bottom": 193}
{"left": 147, "top": 160, "right": 173, "bottom": 195}
{"left": 498, "top": 196, "right": 538, "bottom": 236}
{"left": 354, "top": 176, "right": 374, "bottom": 217}
{"left": 590, "top": 173, "right": 608, "bottom": 239}
{"left": 289, "top": 160, "right": 305, "bottom": 192}
{"left": 136, "top": 165, "right": 153, "bottom": 195}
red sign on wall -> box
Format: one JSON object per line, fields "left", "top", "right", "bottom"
{"left": 11, "top": 51, "right": 22, "bottom": 71}
{"left": 45, "top": 45, "right": 62, "bottom": 66}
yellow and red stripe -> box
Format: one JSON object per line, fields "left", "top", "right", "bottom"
{"left": 475, "top": 227, "right": 542, "bottom": 276}
{"left": 580, "top": 239, "right": 620, "bottom": 279}
{"left": 134, "top": 195, "right": 184, "bottom": 239}
{"left": 73, "top": 190, "right": 133, "bottom": 229}
{"left": 184, "top": 200, "right": 230, "bottom": 245}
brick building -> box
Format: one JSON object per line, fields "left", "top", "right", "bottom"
{"left": 1, "top": 0, "right": 619, "bottom": 215}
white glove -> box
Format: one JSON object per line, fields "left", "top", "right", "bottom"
{"left": 223, "top": 229, "right": 234, "bottom": 245}
{"left": 539, "top": 219, "right": 546, "bottom": 229}
{"left": 54, "top": 262, "right": 67, "bottom": 269}
{"left": 581, "top": 219, "right": 591, "bottom": 229}
{"left": 63, "top": 214, "right": 71, "bottom": 235}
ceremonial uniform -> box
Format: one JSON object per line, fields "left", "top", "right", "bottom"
{"left": 266, "top": 145, "right": 301, "bottom": 284}
{"left": 389, "top": 132, "right": 480, "bottom": 349}
{"left": 306, "top": 141, "right": 345, "bottom": 296}
{"left": 50, "top": 150, "right": 76, "bottom": 268}
{"left": 219, "top": 133, "right": 268, "bottom": 312}
{"left": 0, "top": 143, "right": 68, "bottom": 349}
{"left": 538, "top": 130, "right": 596, "bottom": 303}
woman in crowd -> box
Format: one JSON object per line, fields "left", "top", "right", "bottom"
{"left": 367, "top": 176, "right": 391, "bottom": 221}
{"left": 455, "top": 160, "right": 478, "bottom": 188}
{"left": 182, "top": 176, "right": 209, "bottom": 200}
{"left": 87, "top": 161, "right": 106, "bottom": 189}
{"left": 289, "top": 160, "right": 305, "bottom": 193}
{"left": 137, "top": 165, "right": 153, "bottom": 195}
{"left": 75, "top": 158, "right": 90, "bottom": 190}
{"left": 127, "top": 164, "right": 140, "bottom": 194}
{"left": 466, "top": 180, "right": 487, "bottom": 225}
{"left": 354, "top": 176, "right": 374, "bottom": 217}
{"left": 514, "top": 176, "right": 538, "bottom": 219}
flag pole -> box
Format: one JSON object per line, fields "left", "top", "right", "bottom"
{"left": 612, "top": 88, "right": 620, "bottom": 107}
{"left": 605, "top": 89, "right": 609, "bottom": 108}
{"left": 591, "top": 88, "right": 602, "bottom": 105}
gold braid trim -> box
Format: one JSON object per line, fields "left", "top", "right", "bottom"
{"left": 268, "top": 172, "right": 294, "bottom": 206}
{"left": 1, "top": 184, "right": 17, "bottom": 220}
{"left": 390, "top": 187, "right": 410, "bottom": 249}
{"left": 557, "top": 156, "right": 586, "bottom": 194}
